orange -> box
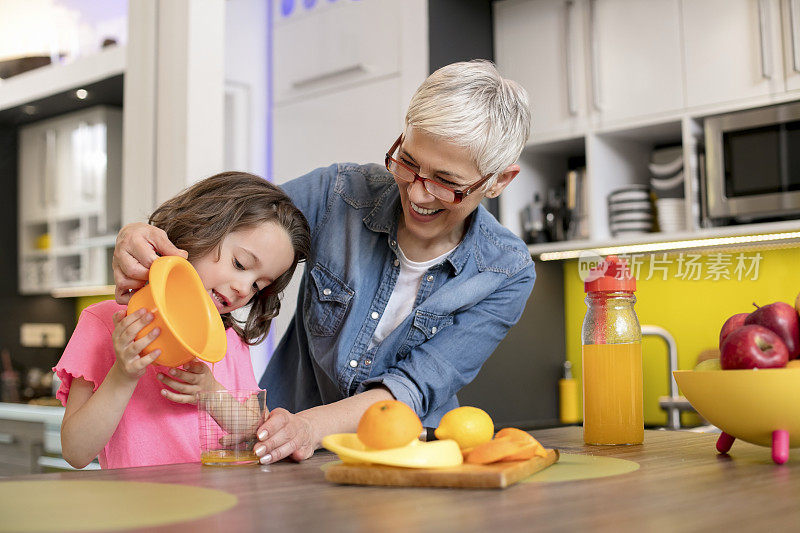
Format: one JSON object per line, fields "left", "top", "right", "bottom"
{"left": 356, "top": 400, "right": 423, "bottom": 450}
{"left": 464, "top": 436, "right": 518, "bottom": 465}
{"left": 495, "top": 427, "right": 537, "bottom": 445}
{"left": 495, "top": 427, "right": 547, "bottom": 461}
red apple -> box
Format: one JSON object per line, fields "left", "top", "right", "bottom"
{"left": 719, "top": 313, "right": 748, "bottom": 348}
{"left": 745, "top": 302, "right": 800, "bottom": 359}
{"left": 720, "top": 325, "right": 789, "bottom": 369}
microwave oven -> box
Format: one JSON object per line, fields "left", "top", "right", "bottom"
{"left": 704, "top": 102, "right": 800, "bottom": 221}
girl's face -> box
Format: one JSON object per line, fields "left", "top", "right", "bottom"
{"left": 192, "top": 221, "right": 295, "bottom": 314}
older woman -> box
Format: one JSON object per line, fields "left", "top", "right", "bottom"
{"left": 112, "top": 60, "right": 534, "bottom": 465}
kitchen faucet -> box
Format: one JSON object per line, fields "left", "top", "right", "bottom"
{"left": 641, "top": 325, "right": 693, "bottom": 430}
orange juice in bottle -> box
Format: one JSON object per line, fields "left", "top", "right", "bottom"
{"left": 581, "top": 255, "right": 643, "bottom": 445}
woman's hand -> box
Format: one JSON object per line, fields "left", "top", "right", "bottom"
{"left": 111, "top": 309, "right": 162, "bottom": 381}
{"left": 253, "top": 408, "right": 317, "bottom": 464}
{"left": 157, "top": 360, "right": 222, "bottom": 404}
{"left": 113, "top": 222, "right": 188, "bottom": 304}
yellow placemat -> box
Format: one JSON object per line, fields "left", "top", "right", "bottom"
{"left": 522, "top": 453, "right": 639, "bottom": 483}
{"left": 0, "top": 480, "right": 237, "bottom": 532}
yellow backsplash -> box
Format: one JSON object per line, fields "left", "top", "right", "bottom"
{"left": 563, "top": 246, "right": 800, "bottom": 426}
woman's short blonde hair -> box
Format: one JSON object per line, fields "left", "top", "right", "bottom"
{"left": 405, "top": 60, "right": 531, "bottom": 180}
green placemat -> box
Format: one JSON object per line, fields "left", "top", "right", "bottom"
{"left": 522, "top": 453, "right": 639, "bottom": 483}
{"left": 0, "top": 480, "right": 237, "bottom": 532}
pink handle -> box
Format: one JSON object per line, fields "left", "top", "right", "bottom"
{"left": 716, "top": 432, "right": 735, "bottom": 454}
{"left": 772, "top": 430, "right": 790, "bottom": 465}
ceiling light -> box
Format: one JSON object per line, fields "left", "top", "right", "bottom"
{"left": 75, "top": 88, "right": 88, "bottom": 100}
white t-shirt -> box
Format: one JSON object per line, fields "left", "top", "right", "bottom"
{"left": 367, "top": 245, "right": 456, "bottom": 351}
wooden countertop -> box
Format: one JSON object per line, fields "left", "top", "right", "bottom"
{"left": 4, "top": 427, "right": 800, "bottom": 531}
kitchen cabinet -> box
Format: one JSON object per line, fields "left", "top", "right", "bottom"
{"left": 271, "top": 0, "right": 426, "bottom": 182}
{"left": 590, "top": 0, "right": 684, "bottom": 123}
{"left": 682, "top": 0, "right": 785, "bottom": 107}
{"left": 272, "top": 0, "right": 401, "bottom": 106}
{"left": 494, "top": 0, "right": 589, "bottom": 140}
{"left": 494, "top": 0, "right": 800, "bottom": 254}
{"left": 781, "top": 0, "right": 800, "bottom": 91}
{"left": 18, "top": 106, "right": 122, "bottom": 294}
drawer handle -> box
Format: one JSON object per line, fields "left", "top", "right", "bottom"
{"left": 291, "top": 63, "right": 369, "bottom": 89}
{"left": 0, "top": 432, "right": 16, "bottom": 445}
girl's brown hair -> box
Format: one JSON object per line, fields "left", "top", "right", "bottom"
{"left": 148, "top": 171, "right": 310, "bottom": 345}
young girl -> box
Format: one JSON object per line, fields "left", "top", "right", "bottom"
{"left": 54, "top": 172, "right": 310, "bottom": 469}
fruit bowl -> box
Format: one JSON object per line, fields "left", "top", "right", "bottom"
{"left": 673, "top": 369, "right": 800, "bottom": 463}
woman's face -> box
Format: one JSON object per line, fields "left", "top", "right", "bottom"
{"left": 395, "top": 127, "right": 508, "bottom": 251}
{"left": 192, "top": 221, "right": 294, "bottom": 314}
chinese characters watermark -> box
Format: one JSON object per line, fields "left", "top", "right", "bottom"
{"left": 577, "top": 251, "right": 763, "bottom": 281}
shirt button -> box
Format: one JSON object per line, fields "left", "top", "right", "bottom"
{"left": 349, "top": 360, "right": 358, "bottom": 368}
{"left": 426, "top": 275, "right": 434, "bottom": 282}
{"left": 371, "top": 311, "right": 379, "bottom": 320}
{"left": 431, "top": 326, "right": 437, "bottom": 334}
{"left": 322, "top": 288, "right": 332, "bottom": 296}
{"left": 365, "top": 359, "right": 372, "bottom": 366}
{"left": 393, "top": 259, "right": 400, "bottom": 267}
{"left": 390, "top": 240, "right": 396, "bottom": 247}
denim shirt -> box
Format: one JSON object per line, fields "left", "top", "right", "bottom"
{"left": 260, "top": 163, "right": 536, "bottom": 426}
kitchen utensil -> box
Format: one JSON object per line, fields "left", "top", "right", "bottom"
{"left": 324, "top": 442, "right": 559, "bottom": 489}
{"left": 322, "top": 433, "right": 463, "bottom": 468}
{"left": 127, "top": 256, "right": 226, "bottom": 368}
{"left": 0, "top": 349, "right": 20, "bottom": 403}
{"left": 673, "top": 369, "right": 800, "bottom": 464}
{"left": 198, "top": 389, "right": 266, "bottom": 466}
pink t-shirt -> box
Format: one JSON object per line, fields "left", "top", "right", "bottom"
{"left": 54, "top": 300, "right": 259, "bottom": 469}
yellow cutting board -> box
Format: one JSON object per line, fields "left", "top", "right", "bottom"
{"left": 325, "top": 448, "right": 559, "bottom": 489}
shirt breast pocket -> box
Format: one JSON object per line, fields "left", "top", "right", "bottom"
{"left": 305, "top": 264, "right": 354, "bottom": 337}
{"left": 400, "top": 310, "right": 454, "bottom": 355}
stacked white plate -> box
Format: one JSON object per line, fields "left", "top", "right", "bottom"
{"left": 607, "top": 185, "right": 654, "bottom": 236}
{"left": 655, "top": 198, "right": 687, "bottom": 233}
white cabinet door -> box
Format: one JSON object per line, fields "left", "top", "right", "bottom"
{"left": 781, "top": 0, "right": 800, "bottom": 91}
{"left": 494, "top": 0, "right": 588, "bottom": 141}
{"left": 590, "top": 0, "right": 684, "bottom": 122}
{"left": 683, "top": 0, "right": 784, "bottom": 107}
{"left": 273, "top": 0, "right": 401, "bottom": 105}
{"left": 272, "top": 76, "right": 404, "bottom": 183}
{"left": 18, "top": 126, "right": 53, "bottom": 223}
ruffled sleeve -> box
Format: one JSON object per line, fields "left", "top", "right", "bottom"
{"left": 52, "top": 302, "right": 119, "bottom": 406}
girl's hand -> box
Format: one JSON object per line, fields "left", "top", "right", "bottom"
{"left": 157, "top": 360, "right": 222, "bottom": 404}
{"left": 253, "top": 408, "right": 317, "bottom": 464}
{"left": 111, "top": 309, "right": 162, "bottom": 381}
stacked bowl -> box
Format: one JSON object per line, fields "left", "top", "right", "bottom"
{"left": 607, "top": 185, "right": 654, "bottom": 237}
{"left": 649, "top": 147, "right": 687, "bottom": 233}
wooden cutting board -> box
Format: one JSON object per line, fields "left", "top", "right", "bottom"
{"left": 325, "top": 448, "right": 559, "bottom": 489}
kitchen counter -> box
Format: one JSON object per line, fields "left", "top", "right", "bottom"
{"left": 2, "top": 426, "right": 799, "bottom": 531}
{"left": 0, "top": 402, "right": 64, "bottom": 425}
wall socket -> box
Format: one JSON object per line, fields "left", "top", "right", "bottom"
{"left": 20, "top": 323, "right": 66, "bottom": 348}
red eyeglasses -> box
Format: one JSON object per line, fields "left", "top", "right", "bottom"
{"left": 385, "top": 134, "right": 493, "bottom": 204}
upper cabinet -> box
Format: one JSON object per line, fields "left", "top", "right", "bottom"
{"left": 682, "top": 0, "right": 785, "bottom": 107}
{"left": 590, "top": 0, "right": 684, "bottom": 123}
{"left": 496, "top": 0, "right": 800, "bottom": 140}
{"left": 495, "top": 0, "right": 684, "bottom": 141}
{"left": 495, "top": 0, "right": 589, "bottom": 140}
{"left": 780, "top": 0, "right": 800, "bottom": 91}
